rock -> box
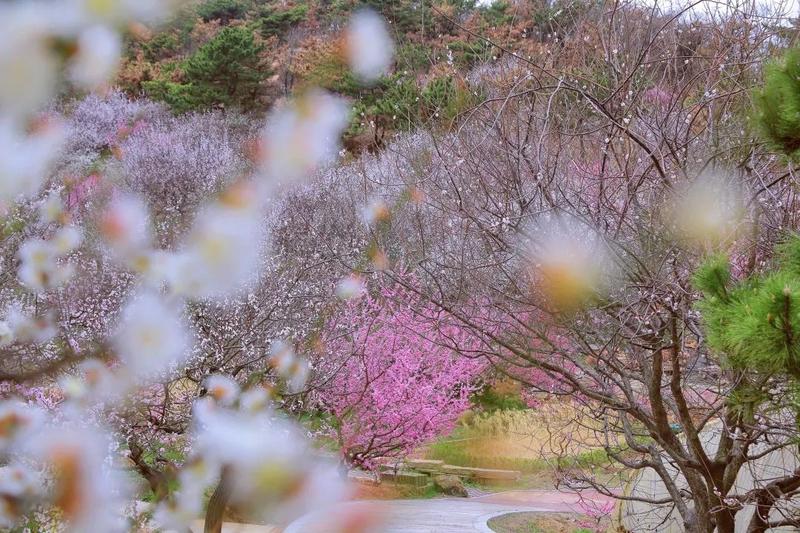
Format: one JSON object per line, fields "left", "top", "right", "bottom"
{"left": 382, "top": 470, "right": 431, "bottom": 487}
{"left": 405, "top": 459, "right": 444, "bottom": 473}
{"left": 433, "top": 474, "right": 468, "bottom": 497}
{"left": 441, "top": 465, "right": 521, "bottom": 481}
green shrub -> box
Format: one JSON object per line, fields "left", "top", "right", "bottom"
{"left": 142, "top": 80, "right": 209, "bottom": 114}
{"left": 479, "top": 0, "right": 513, "bottom": 26}
{"left": 142, "top": 32, "right": 182, "bottom": 62}
{"left": 422, "top": 75, "right": 479, "bottom": 122}
{"left": 197, "top": 0, "right": 249, "bottom": 23}
{"left": 396, "top": 43, "right": 431, "bottom": 72}
{"left": 303, "top": 52, "right": 362, "bottom": 96}
{"left": 472, "top": 385, "right": 528, "bottom": 412}
{"left": 259, "top": 4, "right": 308, "bottom": 37}
{"left": 447, "top": 39, "right": 492, "bottom": 68}
{"left": 374, "top": 77, "right": 421, "bottom": 129}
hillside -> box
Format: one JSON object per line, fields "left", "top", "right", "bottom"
{"left": 116, "top": 0, "right": 598, "bottom": 150}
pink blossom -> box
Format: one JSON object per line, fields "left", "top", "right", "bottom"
{"left": 315, "top": 279, "right": 486, "bottom": 468}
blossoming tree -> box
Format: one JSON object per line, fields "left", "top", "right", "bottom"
{"left": 316, "top": 281, "right": 485, "bottom": 471}
{"left": 0, "top": 1, "right": 396, "bottom": 532}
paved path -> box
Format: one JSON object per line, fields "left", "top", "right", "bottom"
{"left": 283, "top": 490, "right": 615, "bottom": 532}
{"left": 283, "top": 499, "right": 545, "bottom": 533}
{"left": 189, "top": 521, "right": 280, "bottom": 533}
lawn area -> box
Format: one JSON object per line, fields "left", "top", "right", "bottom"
{"left": 487, "top": 512, "right": 599, "bottom": 533}
{"left": 424, "top": 404, "right": 617, "bottom": 475}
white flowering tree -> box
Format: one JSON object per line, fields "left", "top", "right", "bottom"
{"left": 0, "top": 2, "right": 396, "bottom": 532}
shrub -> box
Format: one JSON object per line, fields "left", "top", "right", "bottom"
{"left": 259, "top": 4, "right": 308, "bottom": 37}
{"left": 196, "top": 0, "right": 249, "bottom": 23}
{"left": 479, "top": 0, "right": 513, "bottom": 27}
{"left": 447, "top": 39, "right": 492, "bottom": 68}
{"left": 396, "top": 43, "right": 431, "bottom": 72}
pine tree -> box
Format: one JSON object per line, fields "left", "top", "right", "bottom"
{"left": 753, "top": 47, "right": 800, "bottom": 157}
{"left": 182, "top": 26, "right": 267, "bottom": 109}
{"left": 145, "top": 26, "right": 268, "bottom": 113}
{"left": 694, "top": 236, "right": 800, "bottom": 380}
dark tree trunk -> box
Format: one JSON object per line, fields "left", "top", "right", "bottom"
{"left": 204, "top": 468, "right": 232, "bottom": 533}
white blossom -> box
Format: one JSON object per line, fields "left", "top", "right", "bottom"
{"left": 39, "top": 191, "right": 66, "bottom": 224}
{"left": 51, "top": 226, "right": 83, "bottom": 255}
{"left": 0, "top": 401, "right": 43, "bottom": 452}
{"left": 0, "top": 321, "right": 13, "bottom": 348}
{"left": 0, "top": 5, "right": 58, "bottom": 116}
{"left": 335, "top": 274, "right": 366, "bottom": 300}
{"left": 17, "top": 239, "right": 63, "bottom": 291}
{"left": 0, "top": 120, "right": 64, "bottom": 205}
{"left": 0, "top": 464, "right": 41, "bottom": 529}
{"left": 113, "top": 292, "right": 190, "bottom": 381}
{"left": 22, "top": 425, "right": 131, "bottom": 532}
{"left": 347, "top": 10, "right": 394, "bottom": 82}
{"left": 99, "top": 194, "right": 152, "bottom": 253}
{"left": 193, "top": 407, "right": 344, "bottom": 523}
{"left": 167, "top": 202, "right": 264, "bottom": 299}
{"left": 69, "top": 25, "right": 121, "bottom": 89}
{"left": 204, "top": 374, "right": 240, "bottom": 406}
{"left": 6, "top": 307, "right": 57, "bottom": 344}
{"left": 361, "top": 198, "right": 390, "bottom": 225}
{"left": 259, "top": 91, "right": 349, "bottom": 190}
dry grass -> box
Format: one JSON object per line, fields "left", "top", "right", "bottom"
{"left": 487, "top": 512, "right": 599, "bottom": 533}
{"left": 425, "top": 402, "right": 619, "bottom": 470}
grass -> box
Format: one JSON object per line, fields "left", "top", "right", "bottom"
{"left": 353, "top": 481, "right": 441, "bottom": 500}
{"left": 487, "top": 512, "right": 598, "bottom": 533}
{"left": 427, "top": 436, "right": 611, "bottom": 473}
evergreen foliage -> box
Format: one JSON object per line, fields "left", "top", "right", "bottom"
{"left": 197, "top": 0, "right": 249, "bottom": 23}
{"left": 753, "top": 47, "right": 800, "bottom": 157}
{"left": 259, "top": 4, "right": 308, "bottom": 37}
{"left": 695, "top": 235, "right": 800, "bottom": 378}
{"left": 145, "top": 26, "right": 268, "bottom": 113}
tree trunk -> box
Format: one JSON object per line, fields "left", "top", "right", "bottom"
{"left": 204, "top": 468, "right": 231, "bottom": 533}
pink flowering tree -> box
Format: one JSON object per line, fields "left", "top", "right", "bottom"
{"left": 316, "top": 280, "right": 486, "bottom": 471}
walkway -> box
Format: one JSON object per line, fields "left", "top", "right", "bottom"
{"left": 283, "top": 489, "right": 615, "bottom": 532}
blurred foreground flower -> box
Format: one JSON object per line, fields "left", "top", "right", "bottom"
{"left": 17, "top": 224, "right": 81, "bottom": 291}
{"left": 269, "top": 340, "right": 310, "bottom": 393}
{"left": 525, "top": 216, "right": 614, "bottom": 311}
{"left": 346, "top": 10, "right": 394, "bottom": 82}
{"left": 69, "top": 25, "right": 121, "bottom": 89}
{"left": 113, "top": 292, "right": 191, "bottom": 381}
{"left": 336, "top": 274, "right": 366, "bottom": 300}
{"left": 22, "top": 425, "right": 131, "bottom": 532}
{"left": 193, "top": 405, "right": 346, "bottom": 525}
{"left": 167, "top": 198, "right": 264, "bottom": 299}
{"left": 99, "top": 194, "right": 152, "bottom": 253}
{"left": 666, "top": 172, "right": 746, "bottom": 247}
{"left": 5, "top": 306, "right": 57, "bottom": 344}
{"left": 259, "top": 91, "right": 349, "bottom": 190}
{"left": 0, "top": 401, "right": 43, "bottom": 451}
{"left": 0, "top": 119, "right": 63, "bottom": 205}
{"left": 0, "top": 463, "right": 41, "bottom": 528}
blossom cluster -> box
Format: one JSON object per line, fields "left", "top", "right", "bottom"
{"left": 316, "top": 280, "right": 486, "bottom": 468}
{"left": 0, "top": 1, "right": 394, "bottom": 531}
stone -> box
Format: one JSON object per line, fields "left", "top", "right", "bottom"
{"left": 381, "top": 470, "right": 431, "bottom": 487}
{"left": 433, "top": 474, "right": 468, "bottom": 497}
{"left": 441, "top": 465, "right": 521, "bottom": 481}
{"left": 405, "top": 459, "right": 444, "bottom": 473}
